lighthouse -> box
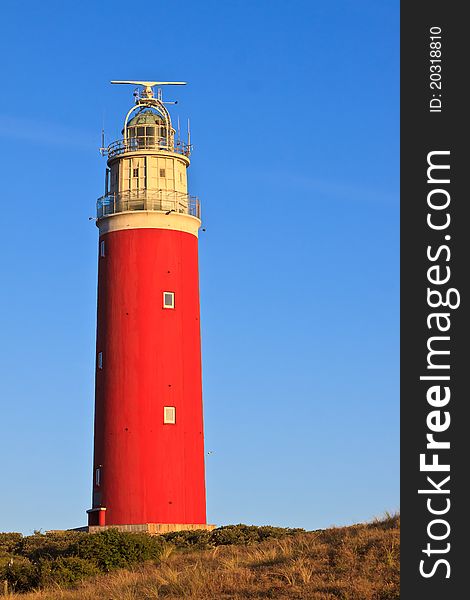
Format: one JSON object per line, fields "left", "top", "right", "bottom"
{"left": 87, "top": 81, "right": 212, "bottom": 534}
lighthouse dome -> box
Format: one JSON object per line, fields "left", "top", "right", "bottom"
{"left": 124, "top": 109, "right": 168, "bottom": 146}
{"left": 127, "top": 110, "right": 165, "bottom": 127}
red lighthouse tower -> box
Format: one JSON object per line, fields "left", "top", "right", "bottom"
{"left": 87, "top": 81, "right": 212, "bottom": 534}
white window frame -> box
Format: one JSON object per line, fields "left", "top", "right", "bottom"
{"left": 100, "top": 240, "right": 105, "bottom": 257}
{"left": 163, "top": 291, "right": 175, "bottom": 309}
{"left": 163, "top": 406, "right": 176, "bottom": 424}
{"left": 98, "top": 351, "right": 103, "bottom": 369}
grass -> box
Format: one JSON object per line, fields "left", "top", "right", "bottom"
{"left": 2, "top": 514, "right": 399, "bottom": 599}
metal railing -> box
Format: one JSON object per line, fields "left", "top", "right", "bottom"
{"left": 97, "top": 190, "right": 200, "bottom": 220}
{"left": 104, "top": 136, "right": 191, "bottom": 158}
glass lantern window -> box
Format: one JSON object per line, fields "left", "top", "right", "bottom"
{"left": 146, "top": 127, "right": 155, "bottom": 145}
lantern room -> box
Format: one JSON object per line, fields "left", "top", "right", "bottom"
{"left": 97, "top": 82, "right": 198, "bottom": 220}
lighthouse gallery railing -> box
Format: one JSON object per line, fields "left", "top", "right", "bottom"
{"left": 97, "top": 190, "right": 200, "bottom": 220}
{"left": 104, "top": 136, "right": 191, "bottom": 159}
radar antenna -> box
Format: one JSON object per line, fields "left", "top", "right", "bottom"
{"left": 111, "top": 80, "right": 187, "bottom": 100}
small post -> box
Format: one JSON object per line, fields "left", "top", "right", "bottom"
{"left": 187, "top": 118, "right": 191, "bottom": 154}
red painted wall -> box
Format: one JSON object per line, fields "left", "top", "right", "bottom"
{"left": 91, "top": 227, "right": 207, "bottom": 525}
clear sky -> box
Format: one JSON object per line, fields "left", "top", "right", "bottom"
{"left": 0, "top": 0, "right": 398, "bottom": 534}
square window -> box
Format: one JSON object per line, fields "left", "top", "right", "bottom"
{"left": 163, "top": 291, "right": 175, "bottom": 309}
{"left": 160, "top": 168, "right": 166, "bottom": 178}
{"left": 164, "top": 406, "right": 176, "bottom": 424}
{"left": 100, "top": 240, "right": 105, "bottom": 257}
{"left": 98, "top": 351, "right": 103, "bottom": 369}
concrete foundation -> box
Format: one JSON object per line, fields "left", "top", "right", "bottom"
{"left": 74, "top": 523, "right": 216, "bottom": 535}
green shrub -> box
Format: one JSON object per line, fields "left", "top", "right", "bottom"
{"left": 161, "top": 524, "right": 304, "bottom": 550}
{"left": 209, "top": 524, "right": 304, "bottom": 546}
{"left": 0, "top": 556, "right": 39, "bottom": 593}
{"left": 162, "top": 529, "right": 213, "bottom": 549}
{"left": 161, "top": 524, "right": 305, "bottom": 549}
{"left": 0, "top": 532, "right": 22, "bottom": 556}
{"left": 73, "top": 528, "right": 165, "bottom": 571}
{"left": 37, "top": 556, "right": 100, "bottom": 588}
{"left": 15, "top": 531, "right": 87, "bottom": 562}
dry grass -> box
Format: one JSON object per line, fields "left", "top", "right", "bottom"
{"left": 5, "top": 515, "right": 399, "bottom": 599}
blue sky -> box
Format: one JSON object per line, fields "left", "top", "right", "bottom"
{"left": 0, "top": 0, "right": 399, "bottom": 534}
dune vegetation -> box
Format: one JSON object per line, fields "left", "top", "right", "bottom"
{"left": 1, "top": 514, "right": 399, "bottom": 599}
